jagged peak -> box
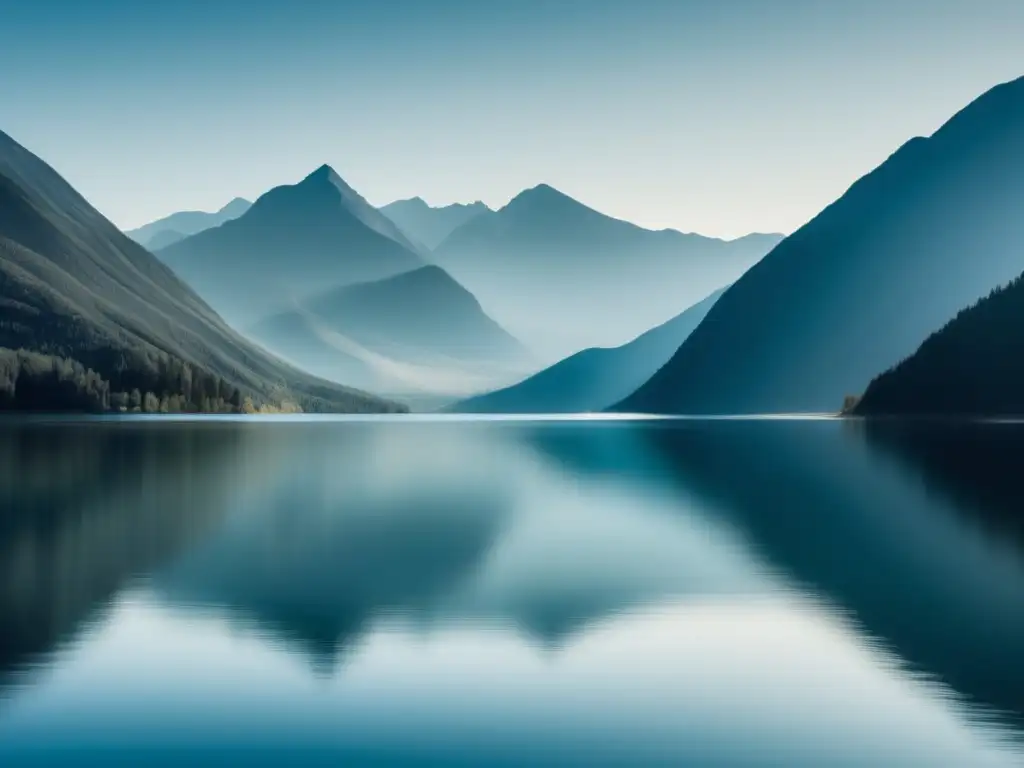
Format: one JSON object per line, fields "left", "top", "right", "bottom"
{"left": 384, "top": 196, "right": 491, "bottom": 213}
{"left": 306, "top": 163, "right": 337, "bottom": 180}
{"left": 300, "top": 163, "right": 358, "bottom": 192}
{"left": 301, "top": 163, "right": 351, "bottom": 190}
{"left": 294, "top": 163, "right": 372, "bottom": 206}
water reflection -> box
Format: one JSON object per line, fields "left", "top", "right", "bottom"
{"left": 0, "top": 417, "right": 1021, "bottom": 766}
{"left": 154, "top": 423, "right": 517, "bottom": 671}
{"left": 0, "top": 422, "right": 245, "bottom": 691}
{"left": 152, "top": 421, "right": 773, "bottom": 659}
{"left": 860, "top": 419, "right": 1024, "bottom": 547}
{"left": 638, "top": 419, "right": 1024, "bottom": 731}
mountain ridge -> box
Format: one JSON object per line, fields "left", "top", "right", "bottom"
{"left": 431, "top": 185, "right": 782, "bottom": 360}
{"left": 0, "top": 128, "right": 404, "bottom": 413}
{"left": 126, "top": 197, "right": 251, "bottom": 249}
{"left": 616, "top": 74, "right": 1024, "bottom": 415}
{"left": 380, "top": 197, "right": 492, "bottom": 250}
{"left": 158, "top": 164, "right": 429, "bottom": 327}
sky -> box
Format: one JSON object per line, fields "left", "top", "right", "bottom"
{"left": 1, "top": 0, "right": 1023, "bottom": 239}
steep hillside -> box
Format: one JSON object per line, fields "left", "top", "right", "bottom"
{"left": 0, "top": 129, "right": 404, "bottom": 413}
{"left": 454, "top": 287, "right": 725, "bottom": 413}
{"left": 618, "top": 75, "right": 1024, "bottom": 415}
{"left": 854, "top": 273, "right": 1024, "bottom": 416}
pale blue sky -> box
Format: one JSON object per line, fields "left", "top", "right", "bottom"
{"left": 1, "top": 0, "right": 1022, "bottom": 238}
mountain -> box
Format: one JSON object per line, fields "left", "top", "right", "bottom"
{"left": 126, "top": 197, "right": 251, "bottom": 249}
{"left": 617, "top": 75, "right": 1024, "bottom": 415}
{"left": 430, "top": 183, "right": 781, "bottom": 361}
{"left": 853, "top": 272, "right": 1024, "bottom": 416}
{"left": 144, "top": 228, "right": 189, "bottom": 250}
{"left": 453, "top": 286, "right": 726, "bottom": 414}
{"left": 0, "top": 128, "right": 404, "bottom": 413}
{"left": 248, "top": 265, "right": 533, "bottom": 402}
{"left": 158, "top": 166, "right": 428, "bottom": 327}
{"left": 380, "top": 197, "right": 492, "bottom": 250}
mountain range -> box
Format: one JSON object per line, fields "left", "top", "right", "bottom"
{"left": 454, "top": 286, "right": 726, "bottom": 414}
{"left": 151, "top": 165, "right": 778, "bottom": 405}
{"left": 248, "top": 265, "right": 533, "bottom": 402}
{"left": 158, "top": 166, "right": 429, "bottom": 327}
{"left": 617, "top": 74, "right": 1024, "bottom": 416}
{"left": 126, "top": 197, "right": 251, "bottom": 250}
{"left": 379, "top": 197, "right": 492, "bottom": 250}
{"left": 0, "top": 129, "right": 403, "bottom": 413}
{"left": 430, "top": 184, "right": 782, "bottom": 362}
{"left": 14, "top": 75, "right": 1024, "bottom": 416}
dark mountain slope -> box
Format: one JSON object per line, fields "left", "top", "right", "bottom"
{"left": 0, "top": 129, "right": 403, "bottom": 413}
{"left": 618, "top": 74, "right": 1024, "bottom": 415}
{"left": 126, "top": 197, "right": 251, "bottom": 249}
{"left": 159, "top": 166, "right": 427, "bottom": 326}
{"left": 854, "top": 272, "right": 1024, "bottom": 416}
{"left": 431, "top": 184, "right": 780, "bottom": 361}
{"left": 453, "top": 286, "right": 726, "bottom": 414}
{"left": 248, "top": 265, "right": 530, "bottom": 399}
{"left": 379, "top": 197, "right": 492, "bottom": 250}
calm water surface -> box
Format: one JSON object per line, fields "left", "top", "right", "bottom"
{"left": 0, "top": 416, "right": 1023, "bottom": 766}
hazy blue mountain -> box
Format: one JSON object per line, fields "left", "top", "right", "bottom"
{"left": 453, "top": 286, "right": 726, "bottom": 414}
{"left": 617, "top": 74, "right": 1024, "bottom": 415}
{"left": 249, "top": 265, "right": 533, "bottom": 402}
{"left": 126, "top": 197, "right": 250, "bottom": 248}
{"left": 854, "top": 272, "right": 1024, "bottom": 416}
{"left": 431, "top": 183, "right": 780, "bottom": 361}
{"left": 0, "top": 129, "right": 403, "bottom": 413}
{"left": 159, "top": 166, "right": 428, "bottom": 326}
{"left": 144, "top": 228, "right": 189, "bottom": 250}
{"left": 380, "top": 197, "right": 492, "bottom": 250}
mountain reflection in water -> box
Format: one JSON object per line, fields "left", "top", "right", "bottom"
{"left": 0, "top": 417, "right": 1021, "bottom": 767}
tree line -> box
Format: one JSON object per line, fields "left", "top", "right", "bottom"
{"left": 855, "top": 272, "right": 1024, "bottom": 416}
{"left": 0, "top": 347, "right": 291, "bottom": 414}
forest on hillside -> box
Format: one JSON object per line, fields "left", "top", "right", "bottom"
{"left": 855, "top": 273, "right": 1024, "bottom": 416}
{"left": 0, "top": 347, "right": 298, "bottom": 414}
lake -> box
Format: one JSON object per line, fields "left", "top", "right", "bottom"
{"left": 0, "top": 415, "right": 1023, "bottom": 767}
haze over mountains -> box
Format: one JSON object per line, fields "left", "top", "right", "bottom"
{"left": 150, "top": 164, "right": 777, "bottom": 404}
{"left": 13, "top": 71, "right": 1024, "bottom": 416}
{"left": 380, "top": 198, "right": 492, "bottom": 250}
{"left": 249, "top": 265, "right": 533, "bottom": 402}
{"left": 455, "top": 286, "right": 726, "bottom": 414}
{"left": 0, "top": 129, "right": 403, "bottom": 413}
{"left": 126, "top": 198, "right": 251, "bottom": 250}
{"left": 159, "top": 166, "right": 428, "bottom": 327}
{"left": 430, "top": 183, "right": 782, "bottom": 361}
{"left": 618, "top": 74, "right": 1024, "bottom": 416}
